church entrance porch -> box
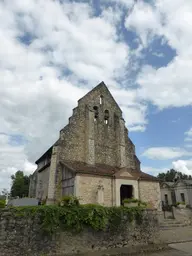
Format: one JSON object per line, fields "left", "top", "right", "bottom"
{"left": 120, "top": 185, "right": 133, "bottom": 205}
{"left": 115, "top": 179, "right": 139, "bottom": 206}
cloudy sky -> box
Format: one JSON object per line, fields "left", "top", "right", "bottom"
{"left": 0, "top": 0, "right": 192, "bottom": 191}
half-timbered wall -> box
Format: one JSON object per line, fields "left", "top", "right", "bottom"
{"left": 62, "top": 166, "right": 75, "bottom": 196}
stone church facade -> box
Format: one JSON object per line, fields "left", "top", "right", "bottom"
{"left": 29, "top": 82, "right": 161, "bottom": 209}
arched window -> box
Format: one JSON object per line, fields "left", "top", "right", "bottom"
{"left": 104, "top": 110, "right": 109, "bottom": 124}
{"left": 100, "top": 95, "right": 103, "bottom": 105}
{"left": 93, "top": 106, "right": 99, "bottom": 121}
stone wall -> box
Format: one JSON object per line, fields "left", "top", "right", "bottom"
{"left": 139, "top": 181, "right": 161, "bottom": 210}
{"left": 174, "top": 181, "right": 190, "bottom": 205}
{"left": 0, "top": 209, "right": 159, "bottom": 256}
{"left": 36, "top": 166, "right": 50, "bottom": 200}
{"left": 161, "top": 186, "right": 173, "bottom": 205}
{"left": 76, "top": 174, "right": 113, "bottom": 206}
{"left": 58, "top": 82, "right": 140, "bottom": 169}
{"left": 28, "top": 171, "right": 37, "bottom": 198}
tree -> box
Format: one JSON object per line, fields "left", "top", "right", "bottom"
{"left": 10, "top": 171, "right": 30, "bottom": 198}
{"left": 157, "top": 169, "right": 192, "bottom": 182}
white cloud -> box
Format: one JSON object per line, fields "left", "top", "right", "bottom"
{"left": 137, "top": 60, "right": 192, "bottom": 109}
{"left": 172, "top": 159, "right": 192, "bottom": 176}
{"left": 122, "top": 104, "right": 147, "bottom": 129}
{"left": 142, "top": 147, "right": 192, "bottom": 160}
{"left": 185, "top": 128, "right": 192, "bottom": 137}
{"left": 142, "top": 160, "right": 192, "bottom": 176}
{"left": 101, "top": 6, "right": 123, "bottom": 26}
{"left": 125, "top": 0, "right": 192, "bottom": 109}
{"left": 125, "top": 1, "right": 161, "bottom": 47}
{"left": 0, "top": 134, "right": 36, "bottom": 191}
{"left": 185, "top": 128, "right": 192, "bottom": 142}
{"left": 141, "top": 166, "right": 167, "bottom": 177}
{"left": 129, "top": 125, "right": 145, "bottom": 132}
{"left": 0, "top": 0, "right": 148, "bottom": 189}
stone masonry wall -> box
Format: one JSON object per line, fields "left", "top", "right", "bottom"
{"left": 58, "top": 82, "right": 140, "bottom": 169}
{"left": 36, "top": 166, "right": 50, "bottom": 200}
{"left": 139, "top": 181, "right": 161, "bottom": 210}
{"left": 0, "top": 209, "right": 160, "bottom": 256}
{"left": 59, "top": 105, "right": 86, "bottom": 163}
{"left": 76, "top": 174, "right": 113, "bottom": 206}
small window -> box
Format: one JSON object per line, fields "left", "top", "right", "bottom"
{"left": 93, "top": 106, "right": 99, "bottom": 120}
{"left": 100, "top": 95, "right": 103, "bottom": 105}
{"left": 164, "top": 194, "right": 168, "bottom": 205}
{"left": 181, "top": 193, "right": 185, "bottom": 203}
{"left": 104, "top": 110, "right": 109, "bottom": 124}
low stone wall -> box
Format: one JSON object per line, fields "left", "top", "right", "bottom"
{"left": 0, "top": 209, "right": 160, "bottom": 256}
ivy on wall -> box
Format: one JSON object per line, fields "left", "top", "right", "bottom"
{"left": 0, "top": 204, "right": 145, "bottom": 235}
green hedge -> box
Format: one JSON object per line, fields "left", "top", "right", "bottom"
{"left": 177, "top": 202, "right": 185, "bottom": 205}
{"left": 2, "top": 204, "right": 144, "bottom": 234}
{"left": 123, "top": 198, "right": 147, "bottom": 207}
{"left": 0, "top": 200, "right": 5, "bottom": 208}
{"left": 58, "top": 195, "right": 80, "bottom": 207}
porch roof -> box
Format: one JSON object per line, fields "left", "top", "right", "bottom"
{"left": 59, "top": 161, "right": 159, "bottom": 181}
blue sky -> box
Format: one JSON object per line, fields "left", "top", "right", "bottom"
{"left": 0, "top": 0, "right": 192, "bottom": 190}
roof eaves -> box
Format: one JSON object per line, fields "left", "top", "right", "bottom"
{"left": 38, "top": 162, "right": 51, "bottom": 173}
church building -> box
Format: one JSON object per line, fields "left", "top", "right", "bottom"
{"left": 29, "top": 82, "right": 161, "bottom": 209}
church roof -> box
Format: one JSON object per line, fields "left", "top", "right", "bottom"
{"left": 137, "top": 171, "right": 159, "bottom": 181}
{"left": 60, "top": 161, "right": 116, "bottom": 176}
{"left": 35, "top": 139, "right": 59, "bottom": 164}
{"left": 59, "top": 161, "right": 159, "bottom": 181}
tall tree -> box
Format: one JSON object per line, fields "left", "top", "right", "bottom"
{"left": 10, "top": 171, "right": 30, "bottom": 198}
{"left": 157, "top": 169, "right": 192, "bottom": 182}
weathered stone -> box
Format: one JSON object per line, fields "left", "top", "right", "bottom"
{"left": 29, "top": 82, "right": 161, "bottom": 209}
{"left": 0, "top": 209, "right": 160, "bottom": 256}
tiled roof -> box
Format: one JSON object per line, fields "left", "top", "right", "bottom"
{"left": 61, "top": 161, "right": 116, "bottom": 176}
{"left": 60, "top": 161, "right": 158, "bottom": 181}
{"left": 138, "top": 171, "right": 159, "bottom": 181}
{"left": 35, "top": 139, "right": 60, "bottom": 164}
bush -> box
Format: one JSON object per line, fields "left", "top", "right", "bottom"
{"left": 7, "top": 204, "right": 144, "bottom": 234}
{"left": 177, "top": 202, "right": 185, "bottom": 205}
{"left": 59, "top": 195, "right": 80, "bottom": 207}
{"left": 41, "top": 199, "right": 47, "bottom": 205}
{"left": 123, "top": 198, "right": 147, "bottom": 207}
{"left": 0, "top": 200, "right": 6, "bottom": 208}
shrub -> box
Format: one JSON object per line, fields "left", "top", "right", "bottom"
{"left": 0, "top": 200, "right": 6, "bottom": 208}
{"left": 177, "top": 202, "right": 185, "bottom": 205}
{"left": 123, "top": 198, "right": 147, "bottom": 207}
{"left": 41, "top": 199, "right": 47, "bottom": 205}
{"left": 7, "top": 204, "right": 144, "bottom": 234}
{"left": 59, "top": 195, "right": 80, "bottom": 207}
